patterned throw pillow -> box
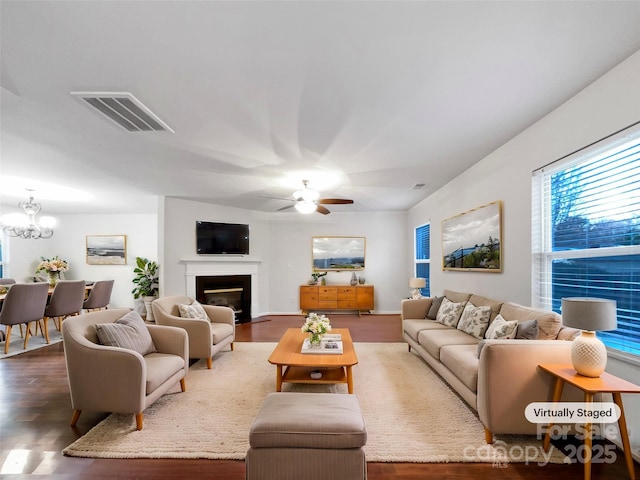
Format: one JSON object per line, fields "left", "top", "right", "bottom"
{"left": 435, "top": 298, "right": 466, "bottom": 328}
{"left": 95, "top": 310, "right": 157, "bottom": 356}
{"left": 457, "top": 303, "right": 491, "bottom": 339}
{"left": 484, "top": 314, "right": 518, "bottom": 339}
{"left": 178, "top": 300, "right": 208, "bottom": 320}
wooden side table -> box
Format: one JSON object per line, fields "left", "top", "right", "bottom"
{"left": 539, "top": 363, "right": 640, "bottom": 480}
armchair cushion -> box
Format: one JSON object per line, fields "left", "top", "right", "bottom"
{"left": 95, "top": 310, "right": 156, "bottom": 356}
{"left": 178, "top": 300, "right": 207, "bottom": 320}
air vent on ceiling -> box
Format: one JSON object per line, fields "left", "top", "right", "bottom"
{"left": 70, "top": 92, "right": 174, "bottom": 133}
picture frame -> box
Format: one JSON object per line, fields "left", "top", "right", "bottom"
{"left": 312, "top": 236, "right": 365, "bottom": 270}
{"left": 442, "top": 201, "right": 502, "bottom": 272}
{"left": 86, "top": 234, "right": 127, "bottom": 265}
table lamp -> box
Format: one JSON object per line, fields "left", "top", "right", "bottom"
{"left": 561, "top": 297, "right": 617, "bottom": 377}
{"left": 409, "top": 278, "right": 426, "bottom": 299}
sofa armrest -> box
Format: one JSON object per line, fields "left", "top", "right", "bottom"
{"left": 477, "top": 339, "right": 583, "bottom": 439}
{"left": 401, "top": 298, "right": 432, "bottom": 320}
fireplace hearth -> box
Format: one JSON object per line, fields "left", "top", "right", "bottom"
{"left": 196, "top": 275, "right": 251, "bottom": 323}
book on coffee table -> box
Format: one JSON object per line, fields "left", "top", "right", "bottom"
{"left": 301, "top": 338, "right": 344, "bottom": 354}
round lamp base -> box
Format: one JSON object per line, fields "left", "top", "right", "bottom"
{"left": 571, "top": 331, "right": 607, "bottom": 377}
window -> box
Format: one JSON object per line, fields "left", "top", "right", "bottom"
{"left": 532, "top": 125, "right": 640, "bottom": 356}
{"left": 415, "top": 223, "right": 430, "bottom": 297}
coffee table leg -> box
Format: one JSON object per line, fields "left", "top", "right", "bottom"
{"left": 346, "top": 366, "right": 354, "bottom": 394}
{"left": 276, "top": 365, "right": 283, "bottom": 392}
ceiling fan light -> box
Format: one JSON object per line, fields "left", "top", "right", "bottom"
{"left": 295, "top": 201, "right": 317, "bottom": 214}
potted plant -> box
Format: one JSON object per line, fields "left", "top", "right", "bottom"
{"left": 131, "top": 257, "right": 159, "bottom": 320}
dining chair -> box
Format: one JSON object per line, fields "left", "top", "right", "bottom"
{"left": 40, "top": 280, "right": 86, "bottom": 342}
{"left": 0, "top": 278, "right": 17, "bottom": 285}
{"left": 82, "top": 280, "right": 114, "bottom": 312}
{"left": 0, "top": 282, "right": 49, "bottom": 354}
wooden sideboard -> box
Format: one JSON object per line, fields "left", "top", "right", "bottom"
{"left": 300, "top": 285, "right": 374, "bottom": 315}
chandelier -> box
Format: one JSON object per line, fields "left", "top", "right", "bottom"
{"left": 2, "top": 192, "right": 56, "bottom": 239}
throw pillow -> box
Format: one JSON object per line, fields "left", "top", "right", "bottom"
{"left": 95, "top": 310, "right": 156, "bottom": 356}
{"left": 515, "top": 319, "right": 539, "bottom": 339}
{"left": 426, "top": 296, "right": 444, "bottom": 320}
{"left": 178, "top": 300, "right": 207, "bottom": 320}
{"left": 457, "top": 303, "right": 491, "bottom": 339}
{"left": 484, "top": 314, "right": 518, "bottom": 340}
{"left": 435, "top": 298, "right": 466, "bottom": 328}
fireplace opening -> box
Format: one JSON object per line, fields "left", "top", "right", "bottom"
{"left": 196, "top": 275, "right": 251, "bottom": 323}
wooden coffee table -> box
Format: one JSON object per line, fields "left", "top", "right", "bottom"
{"left": 268, "top": 328, "right": 358, "bottom": 394}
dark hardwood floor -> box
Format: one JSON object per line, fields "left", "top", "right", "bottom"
{"left": 0, "top": 313, "right": 635, "bottom": 479}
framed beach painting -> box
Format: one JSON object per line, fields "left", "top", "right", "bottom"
{"left": 442, "top": 201, "right": 502, "bottom": 272}
{"left": 312, "top": 236, "right": 365, "bottom": 270}
{"left": 86, "top": 235, "right": 127, "bottom": 265}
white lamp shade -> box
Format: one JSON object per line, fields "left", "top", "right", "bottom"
{"left": 294, "top": 201, "right": 317, "bottom": 214}
{"left": 409, "top": 278, "right": 426, "bottom": 289}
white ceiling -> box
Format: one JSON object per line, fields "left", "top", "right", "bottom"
{"left": 2, "top": 1, "right": 640, "bottom": 216}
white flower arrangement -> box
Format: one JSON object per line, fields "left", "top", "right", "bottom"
{"left": 301, "top": 312, "right": 331, "bottom": 335}
{"left": 35, "top": 256, "right": 69, "bottom": 274}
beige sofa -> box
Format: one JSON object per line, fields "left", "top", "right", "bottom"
{"left": 402, "top": 290, "right": 582, "bottom": 443}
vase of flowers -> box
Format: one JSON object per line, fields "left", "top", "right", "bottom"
{"left": 35, "top": 256, "right": 69, "bottom": 286}
{"left": 301, "top": 312, "right": 331, "bottom": 348}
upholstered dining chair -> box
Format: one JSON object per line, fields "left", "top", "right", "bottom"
{"left": 0, "top": 278, "right": 17, "bottom": 285}
{"left": 152, "top": 295, "right": 235, "bottom": 369}
{"left": 62, "top": 309, "right": 189, "bottom": 430}
{"left": 41, "top": 280, "right": 86, "bottom": 341}
{"left": 82, "top": 280, "right": 114, "bottom": 312}
{"left": 0, "top": 282, "right": 49, "bottom": 354}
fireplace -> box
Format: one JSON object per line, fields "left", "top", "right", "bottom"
{"left": 196, "top": 275, "right": 251, "bottom": 323}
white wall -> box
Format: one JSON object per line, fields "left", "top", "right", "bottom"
{"left": 408, "top": 49, "right": 640, "bottom": 457}
{"left": 160, "top": 197, "right": 407, "bottom": 315}
{"left": 4, "top": 213, "right": 157, "bottom": 310}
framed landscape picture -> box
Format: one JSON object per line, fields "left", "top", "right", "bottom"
{"left": 442, "top": 201, "right": 502, "bottom": 272}
{"left": 86, "top": 235, "right": 127, "bottom": 265}
{"left": 312, "top": 236, "right": 365, "bottom": 270}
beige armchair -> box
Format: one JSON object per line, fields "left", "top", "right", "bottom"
{"left": 151, "top": 295, "right": 235, "bottom": 369}
{"left": 61, "top": 309, "right": 189, "bottom": 430}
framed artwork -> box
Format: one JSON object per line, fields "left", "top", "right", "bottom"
{"left": 86, "top": 235, "right": 127, "bottom": 265}
{"left": 442, "top": 201, "right": 502, "bottom": 272}
{"left": 312, "top": 236, "right": 365, "bottom": 270}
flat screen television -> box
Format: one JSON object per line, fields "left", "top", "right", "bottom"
{"left": 196, "top": 221, "right": 250, "bottom": 255}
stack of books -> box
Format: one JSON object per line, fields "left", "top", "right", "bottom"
{"left": 301, "top": 333, "right": 343, "bottom": 354}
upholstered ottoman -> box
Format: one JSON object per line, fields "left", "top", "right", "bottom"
{"left": 246, "top": 392, "right": 367, "bottom": 480}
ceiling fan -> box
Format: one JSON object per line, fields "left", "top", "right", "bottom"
{"left": 273, "top": 180, "right": 354, "bottom": 215}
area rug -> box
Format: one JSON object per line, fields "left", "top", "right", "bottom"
{"left": 0, "top": 324, "right": 62, "bottom": 359}
{"left": 63, "top": 342, "right": 569, "bottom": 464}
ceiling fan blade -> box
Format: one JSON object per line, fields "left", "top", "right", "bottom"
{"left": 316, "top": 205, "right": 331, "bottom": 215}
{"left": 277, "top": 204, "right": 295, "bottom": 212}
{"left": 259, "top": 195, "right": 294, "bottom": 202}
{"left": 317, "top": 198, "right": 354, "bottom": 205}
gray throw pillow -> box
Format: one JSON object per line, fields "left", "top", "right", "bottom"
{"left": 95, "top": 310, "right": 157, "bottom": 356}
{"left": 426, "top": 296, "right": 444, "bottom": 320}
{"left": 515, "top": 319, "right": 539, "bottom": 339}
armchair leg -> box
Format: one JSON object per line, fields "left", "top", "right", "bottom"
{"left": 206, "top": 358, "right": 212, "bottom": 369}
{"left": 180, "top": 378, "right": 186, "bottom": 392}
{"left": 230, "top": 342, "right": 234, "bottom": 351}
{"left": 70, "top": 409, "right": 82, "bottom": 426}
{"left": 135, "top": 413, "right": 143, "bottom": 431}
{"left": 484, "top": 427, "right": 493, "bottom": 444}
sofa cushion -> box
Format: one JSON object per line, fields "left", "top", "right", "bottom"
{"left": 95, "top": 310, "right": 157, "bottom": 356}
{"left": 440, "top": 344, "right": 480, "bottom": 392}
{"left": 418, "top": 327, "right": 479, "bottom": 361}
{"left": 456, "top": 303, "right": 491, "bottom": 339}
{"left": 443, "top": 290, "right": 472, "bottom": 304}
{"left": 515, "top": 319, "right": 539, "bottom": 339}
{"left": 178, "top": 300, "right": 208, "bottom": 320}
{"left": 485, "top": 314, "right": 518, "bottom": 339}
{"left": 426, "top": 296, "right": 444, "bottom": 319}
{"left": 468, "top": 294, "right": 503, "bottom": 321}
{"left": 436, "top": 298, "right": 466, "bottom": 327}
{"left": 144, "top": 352, "right": 186, "bottom": 394}
{"left": 403, "top": 319, "right": 450, "bottom": 342}
{"left": 499, "top": 302, "right": 562, "bottom": 339}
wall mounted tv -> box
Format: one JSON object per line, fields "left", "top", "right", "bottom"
{"left": 196, "top": 221, "right": 250, "bottom": 255}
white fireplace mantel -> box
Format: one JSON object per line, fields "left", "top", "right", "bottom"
{"left": 181, "top": 258, "right": 261, "bottom": 318}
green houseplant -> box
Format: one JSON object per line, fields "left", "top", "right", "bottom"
{"left": 132, "top": 257, "right": 159, "bottom": 320}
